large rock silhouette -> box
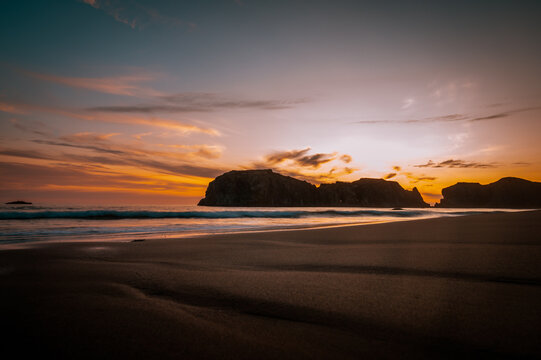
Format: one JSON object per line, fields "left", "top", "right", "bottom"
{"left": 198, "top": 169, "right": 428, "bottom": 207}
{"left": 436, "top": 177, "right": 541, "bottom": 208}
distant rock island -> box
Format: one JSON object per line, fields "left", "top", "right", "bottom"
{"left": 198, "top": 169, "right": 429, "bottom": 207}
{"left": 5, "top": 200, "right": 32, "bottom": 205}
{"left": 436, "top": 177, "right": 541, "bottom": 208}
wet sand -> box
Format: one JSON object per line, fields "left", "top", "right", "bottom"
{"left": 1, "top": 210, "right": 541, "bottom": 359}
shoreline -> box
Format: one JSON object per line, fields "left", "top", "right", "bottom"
{"left": 1, "top": 208, "right": 534, "bottom": 249}
{"left": 1, "top": 210, "right": 540, "bottom": 359}
{"left": 0, "top": 218, "right": 417, "bottom": 250}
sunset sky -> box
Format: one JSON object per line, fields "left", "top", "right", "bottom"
{"left": 1, "top": 0, "right": 540, "bottom": 205}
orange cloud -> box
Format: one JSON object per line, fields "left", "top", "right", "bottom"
{"left": 0, "top": 102, "right": 27, "bottom": 114}
{"left": 25, "top": 71, "right": 161, "bottom": 97}
{"left": 340, "top": 154, "right": 352, "bottom": 163}
{"left": 263, "top": 148, "right": 339, "bottom": 169}
{"left": 246, "top": 148, "right": 358, "bottom": 184}
{"left": 0, "top": 161, "right": 209, "bottom": 200}
{"left": 165, "top": 144, "right": 223, "bottom": 159}
{"left": 0, "top": 100, "right": 220, "bottom": 135}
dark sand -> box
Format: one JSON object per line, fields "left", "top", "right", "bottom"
{"left": 1, "top": 211, "right": 541, "bottom": 359}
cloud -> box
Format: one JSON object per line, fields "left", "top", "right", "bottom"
{"left": 88, "top": 92, "right": 309, "bottom": 113}
{"left": 356, "top": 106, "right": 541, "bottom": 124}
{"left": 356, "top": 114, "right": 465, "bottom": 124}
{"left": 0, "top": 161, "right": 207, "bottom": 198}
{"left": 8, "top": 118, "right": 50, "bottom": 136}
{"left": 1, "top": 100, "right": 220, "bottom": 135}
{"left": 163, "top": 144, "right": 223, "bottom": 159}
{"left": 0, "top": 102, "right": 27, "bottom": 114}
{"left": 296, "top": 153, "right": 336, "bottom": 168}
{"left": 414, "top": 159, "right": 499, "bottom": 169}
{"left": 141, "top": 5, "right": 197, "bottom": 30}
{"left": 89, "top": 116, "right": 221, "bottom": 136}
{"left": 263, "top": 148, "right": 337, "bottom": 169}
{"left": 0, "top": 148, "right": 52, "bottom": 160}
{"left": 278, "top": 167, "right": 357, "bottom": 184}
{"left": 81, "top": 0, "right": 195, "bottom": 30}
{"left": 401, "top": 98, "right": 415, "bottom": 109}
{"left": 25, "top": 70, "right": 161, "bottom": 97}
{"left": 3, "top": 130, "right": 227, "bottom": 179}
{"left": 244, "top": 148, "right": 357, "bottom": 184}
{"left": 264, "top": 148, "right": 311, "bottom": 165}
{"left": 429, "top": 80, "right": 476, "bottom": 106}
{"left": 340, "top": 154, "right": 352, "bottom": 163}
{"left": 66, "top": 132, "right": 120, "bottom": 142}
{"left": 40, "top": 132, "right": 223, "bottom": 161}
{"left": 381, "top": 166, "right": 437, "bottom": 184}
{"left": 409, "top": 176, "right": 437, "bottom": 184}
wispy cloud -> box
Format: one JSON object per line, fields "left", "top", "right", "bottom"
{"left": 8, "top": 118, "right": 50, "bottom": 136}
{"left": 277, "top": 167, "right": 357, "bottom": 184}
{"left": 81, "top": 0, "right": 195, "bottom": 30}
{"left": 414, "top": 159, "right": 499, "bottom": 169}
{"left": 340, "top": 154, "right": 352, "bottom": 163}
{"left": 88, "top": 92, "right": 309, "bottom": 113}
{"left": 0, "top": 161, "right": 207, "bottom": 198}
{"left": 25, "top": 70, "right": 161, "bottom": 97}
{"left": 409, "top": 175, "right": 437, "bottom": 183}
{"left": 3, "top": 129, "right": 225, "bottom": 179}
{"left": 430, "top": 80, "right": 476, "bottom": 106}
{"left": 244, "top": 148, "right": 357, "bottom": 184}
{"left": 263, "top": 147, "right": 337, "bottom": 169}
{"left": 160, "top": 144, "right": 223, "bottom": 159}
{"left": 401, "top": 97, "right": 415, "bottom": 109}
{"left": 0, "top": 100, "right": 220, "bottom": 135}
{"left": 0, "top": 148, "right": 52, "bottom": 160}
{"left": 382, "top": 165, "right": 437, "bottom": 184}
{"left": 356, "top": 106, "right": 541, "bottom": 124}
{"left": 0, "top": 102, "right": 27, "bottom": 114}
{"left": 43, "top": 132, "right": 222, "bottom": 161}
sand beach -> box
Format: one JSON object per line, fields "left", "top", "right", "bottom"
{"left": 1, "top": 210, "right": 540, "bottom": 359}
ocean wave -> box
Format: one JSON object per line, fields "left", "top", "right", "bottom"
{"left": 0, "top": 209, "right": 433, "bottom": 220}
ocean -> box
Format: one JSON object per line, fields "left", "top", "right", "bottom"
{"left": 0, "top": 205, "right": 520, "bottom": 246}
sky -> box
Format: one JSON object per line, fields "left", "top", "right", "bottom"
{"left": 1, "top": 0, "right": 540, "bottom": 205}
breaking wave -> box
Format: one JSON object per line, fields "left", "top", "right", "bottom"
{"left": 0, "top": 209, "right": 500, "bottom": 220}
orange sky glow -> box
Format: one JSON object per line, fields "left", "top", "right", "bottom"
{"left": 1, "top": 1, "right": 540, "bottom": 205}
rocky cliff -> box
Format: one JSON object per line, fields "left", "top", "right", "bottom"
{"left": 198, "top": 169, "right": 428, "bottom": 207}
{"left": 319, "top": 178, "right": 428, "bottom": 207}
{"left": 436, "top": 177, "right": 541, "bottom": 208}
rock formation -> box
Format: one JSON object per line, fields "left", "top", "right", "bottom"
{"left": 198, "top": 169, "right": 429, "bottom": 207}
{"left": 436, "top": 177, "right": 541, "bottom": 208}
{"left": 318, "top": 178, "right": 428, "bottom": 207}
{"left": 198, "top": 170, "right": 318, "bottom": 206}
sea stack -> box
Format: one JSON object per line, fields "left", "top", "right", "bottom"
{"left": 198, "top": 169, "right": 429, "bottom": 207}
{"left": 198, "top": 170, "right": 319, "bottom": 206}
{"left": 436, "top": 177, "right": 541, "bottom": 208}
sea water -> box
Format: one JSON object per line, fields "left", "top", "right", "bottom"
{"left": 0, "top": 204, "right": 520, "bottom": 246}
